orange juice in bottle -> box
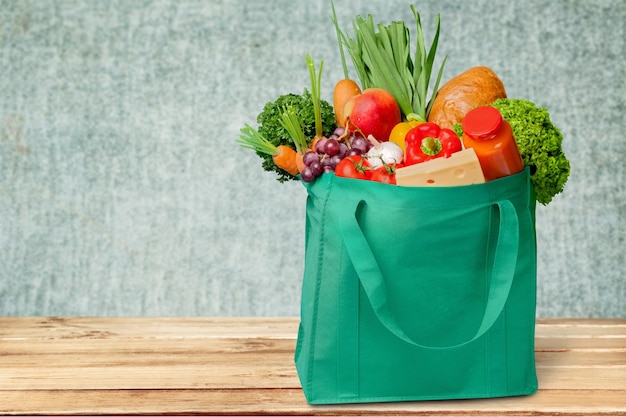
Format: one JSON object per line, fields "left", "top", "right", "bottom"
{"left": 461, "top": 106, "right": 524, "bottom": 181}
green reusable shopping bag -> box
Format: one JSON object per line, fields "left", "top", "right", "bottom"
{"left": 294, "top": 167, "right": 538, "bottom": 404}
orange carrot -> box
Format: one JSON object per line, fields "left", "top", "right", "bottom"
{"left": 273, "top": 145, "right": 300, "bottom": 176}
{"left": 294, "top": 151, "right": 307, "bottom": 174}
{"left": 333, "top": 79, "right": 361, "bottom": 126}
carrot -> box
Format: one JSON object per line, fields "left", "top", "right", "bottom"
{"left": 295, "top": 152, "right": 307, "bottom": 174}
{"left": 273, "top": 145, "right": 300, "bottom": 176}
{"left": 237, "top": 124, "right": 299, "bottom": 176}
{"left": 333, "top": 79, "right": 361, "bottom": 126}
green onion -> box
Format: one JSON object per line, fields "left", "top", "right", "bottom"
{"left": 280, "top": 107, "right": 308, "bottom": 154}
{"left": 237, "top": 124, "right": 278, "bottom": 156}
{"left": 330, "top": 0, "right": 349, "bottom": 80}
{"left": 334, "top": 6, "right": 447, "bottom": 122}
{"left": 305, "top": 54, "right": 324, "bottom": 139}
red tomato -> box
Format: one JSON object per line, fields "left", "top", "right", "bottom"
{"left": 370, "top": 166, "right": 396, "bottom": 185}
{"left": 335, "top": 156, "right": 371, "bottom": 180}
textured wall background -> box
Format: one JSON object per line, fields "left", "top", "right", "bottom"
{"left": 1, "top": 0, "right": 624, "bottom": 317}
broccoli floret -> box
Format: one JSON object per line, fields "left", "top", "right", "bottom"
{"left": 255, "top": 90, "right": 335, "bottom": 182}
{"left": 454, "top": 98, "right": 570, "bottom": 205}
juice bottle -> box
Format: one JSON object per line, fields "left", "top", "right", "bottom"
{"left": 461, "top": 106, "right": 524, "bottom": 181}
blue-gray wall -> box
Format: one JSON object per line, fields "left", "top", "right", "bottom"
{"left": 1, "top": 0, "right": 624, "bottom": 317}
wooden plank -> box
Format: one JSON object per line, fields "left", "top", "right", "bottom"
{"left": 0, "top": 317, "right": 300, "bottom": 339}
{"left": 536, "top": 318, "right": 626, "bottom": 350}
{"left": 1, "top": 350, "right": 623, "bottom": 391}
{"left": 2, "top": 357, "right": 622, "bottom": 391}
{"left": 0, "top": 336, "right": 297, "bottom": 356}
{"left": 3, "top": 339, "right": 620, "bottom": 366}
{"left": 535, "top": 335, "right": 626, "bottom": 350}
{"left": 536, "top": 350, "right": 626, "bottom": 367}
{"left": 0, "top": 363, "right": 300, "bottom": 390}
{"left": 2, "top": 317, "right": 622, "bottom": 338}
{"left": 2, "top": 317, "right": 624, "bottom": 341}
{"left": 0, "top": 336, "right": 299, "bottom": 390}
{"left": 538, "top": 367, "right": 626, "bottom": 390}
{"left": 1, "top": 389, "right": 625, "bottom": 416}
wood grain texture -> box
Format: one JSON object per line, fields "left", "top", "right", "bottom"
{"left": 0, "top": 317, "right": 624, "bottom": 416}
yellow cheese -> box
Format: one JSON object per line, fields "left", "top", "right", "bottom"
{"left": 396, "top": 148, "right": 485, "bottom": 187}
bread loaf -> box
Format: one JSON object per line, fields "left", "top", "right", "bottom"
{"left": 427, "top": 66, "right": 507, "bottom": 128}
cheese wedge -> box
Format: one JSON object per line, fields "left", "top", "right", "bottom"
{"left": 396, "top": 148, "right": 485, "bottom": 187}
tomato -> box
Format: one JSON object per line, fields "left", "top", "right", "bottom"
{"left": 335, "top": 156, "right": 371, "bottom": 180}
{"left": 370, "top": 166, "right": 396, "bottom": 185}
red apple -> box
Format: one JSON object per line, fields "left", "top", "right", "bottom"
{"left": 344, "top": 88, "right": 401, "bottom": 142}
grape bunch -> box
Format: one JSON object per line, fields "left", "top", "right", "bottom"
{"left": 300, "top": 127, "right": 374, "bottom": 183}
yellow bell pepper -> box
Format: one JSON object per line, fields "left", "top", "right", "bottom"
{"left": 388, "top": 120, "right": 421, "bottom": 152}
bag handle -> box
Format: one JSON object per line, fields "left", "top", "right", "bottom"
{"left": 339, "top": 199, "right": 519, "bottom": 350}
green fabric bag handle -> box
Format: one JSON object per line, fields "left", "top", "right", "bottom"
{"left": 340, "top": 198, "right": 519, "bottom": 350}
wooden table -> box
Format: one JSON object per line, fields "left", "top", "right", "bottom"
{"left": 0, "top": 317, "right": 624, "bottom": 416}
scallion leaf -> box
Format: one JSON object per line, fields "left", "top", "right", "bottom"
{"left": 336, "top": 6, "right": 446, "bottom": 122}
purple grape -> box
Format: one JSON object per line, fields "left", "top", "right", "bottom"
{"left": 350, "top": 136, "right": 369, "bottom": 153}
{"left": 324, "top": 139, "right": 340, "bottom": 156}
{"left": 347, "top": 148, "right": 362, "bottom": 157}
{"left": 300, "top": 167, "right": 316, "bottom": 183}
{"left": 320, "top": 156, "right": 334, "bottom": 168}
{"left": 323, "top": 165, "right": 334, "bottom": 173}
{"left": 309, "top": 161, "right": 323, "bottom": 177}
{"left": 333, "top": 126, "right": 346, "bottom": 137}
{"left": 302, "top": 151, "right": 320, "bottom": 167}
{"left": 328, "top": 134, "right": 339, "bottom": 140}
{"left": 314, "top": 138, "right": 328, "bottom": 154}
{"left": 338, "top": 142, "right": 348, "bottom": 158}
{"left": 330, "top": 155, "right": 343, "bottom": 168}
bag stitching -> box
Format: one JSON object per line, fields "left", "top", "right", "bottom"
{"left": 307, "top": 173, "right": 335, "bottom": 395}
{"left": 308, "top": 387, "right": 539, "bottom": 405}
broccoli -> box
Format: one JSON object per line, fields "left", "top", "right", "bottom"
{"left": 453, "top": 98, "right": 570, "bottom": 205}
{"left": 254, "top": 90, "right": 336, "bottom": 182}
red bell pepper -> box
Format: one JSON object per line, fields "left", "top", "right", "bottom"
{"left": 404, "top": 122, "right": 462, "bottom": 166}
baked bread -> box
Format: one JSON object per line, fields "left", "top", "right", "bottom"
{"left": 427, "top": 66, "right": 507, "bottom": 128}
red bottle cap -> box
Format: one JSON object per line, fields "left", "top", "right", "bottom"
{"left": 462, "top": 106, "right": 503, "bottom": 139}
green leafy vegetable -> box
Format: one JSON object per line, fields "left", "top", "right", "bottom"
{"left": 333, "top": 5, "right": 447, "bottom": 122}
{"left": 453, "top": 98, "right": 570, "bottom": 205}
{"left": 255, "top": 90, "right": 335, "bottom": 182}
